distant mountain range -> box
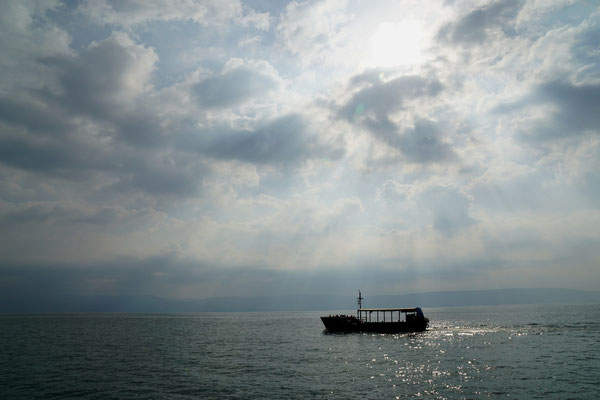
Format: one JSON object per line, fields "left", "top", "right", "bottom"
{"left": 1, "top": 288, "right": 599, "bottom": 312}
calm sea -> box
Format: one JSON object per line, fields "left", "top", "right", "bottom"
{"left": 1, "top": 304, "right": 599, "bottom": 399}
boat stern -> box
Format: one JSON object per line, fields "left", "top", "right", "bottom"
{"left": 321, "top": 315, "right": 361, "bottom": 332}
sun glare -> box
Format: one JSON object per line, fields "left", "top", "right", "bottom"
{"left": 367, "top": 21, "right": 424, "bottom": 68}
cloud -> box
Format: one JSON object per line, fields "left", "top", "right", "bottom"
{"left": 0, "top": 257, "right": 415, "bottom": 299}
{"left": 534, "top": 80, "right": 600, "bottom": 136}
{"left": 0, "top": 135, "right": 87, "bottom": 174}
{"left": 338, "top": 72, "right": 455, "bottom": 164}
{"left": 276, "top": 0, "right": 350, "bottom": 65}
{"left": 0, "top": 1, "right": 70, "bottom": 94}
{"left": 0, "top": 255, "right": 498, "bottom": 300}
{"left": 104, "top": 157, "right": 205, "bottom": 197}
{"left": 0, "top": 201, "right": 139, "bottom": 227}
{"left": 0, "top": 96, "right": 72, "bottom": 138}
{"left": 41, "top": 32, "right": 158, "bottom": 117}
{"left": 184, "top": 113, "right": 344, "bottom": 167}
{"left": 418, "top": 186, "right": 475, "bottom": 236}
{"left": 494, "top": 79, "right": 600, "bottom": 143}
{"left": 77, "top": 0, "right": 269, "bottom": 30}
{"left": 398, "top": 119, "right": 457, "bottom": 164}
{"left": 1, "top": 0, "right": 600, "bottom": 302}
{"left": 0, "top": 198, "right": 176, "bottom": 266}
{"left": 376, "top": 180, "right": 475, "bottom": 236}
{"left": 192, "top": 60, "right": 278, "bottom": 109}
{"left": 0, "top": 29, "right": 210, "bottom": 199}
{"left": 437, "top": 0, "right": 524, "bottom": 44}
{"left": 340, "top": 74, "right": 443, "bottom": 121}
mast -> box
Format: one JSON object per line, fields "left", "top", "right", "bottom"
{"left": 357, "top": 290, "right": 363, "bottom": 318}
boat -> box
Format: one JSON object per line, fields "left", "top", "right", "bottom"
{"left": 320, "top": 291, "right": 429, "bottom": 333}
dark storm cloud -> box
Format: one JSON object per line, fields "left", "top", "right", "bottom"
{"left": 359, "top": 116, "right": 456, "bottom": 164}
{"left": 495, "top": 80, "right": 600, "bottom": 142}
{"left": 338, "top": 73, "right": 455, "bottom": 164}
{"left": 0, "top": 118, "right": 202, "bottom": 200}
{"left": 0, "top": 94, "right": 100, "bottom": 176}
{"left": 0, "top": 29, "right": 331, "bottom": 203}
{"left": 0, "top": 110, "right": 202, "bottom": 197}
{"left": 0, "top": 203, "right": 73, "bottom": 226}
{"left": 361, "top": 115, "right": 401, "bottom": 147}
{"left": 0, "top": 17, "right": 336, "bottom": 206}
{"left": 106, "top": 158, "right": 204, "bottom": 197}
{"left": 339, "top": 75, "right": 443, "bottom": 121}
{"left": 0, "top": 106, "right": 118, "bottom": 180}
{"left": 5, "top": 29, "right": 334, "bottom": 201}
{"left": 0, "top": 202, "right": 129, "bottom": 227}
{"left": 0, "top": 135, "right": 80, "bottom": 173}
{"left": 41, "top": 38, "right": 145, "bottom": 117}
{"left": 36, "top": 33, "right": 167, "bottom": 148}
{"left": 192, "top": 65, "right": 277, "bottom": 109}
{"left": 0, "top": 31, "right": 206, "bottom": 198}
{"left": 535, "top": 81, "right": 600, "bottom": 135}
{"left": 185, "top": 113, "right": 343, "bottom": 166}
{"left": 110, "top": 110, "right": 168, "bottom": 148}
{"left": 437, "top": 0, "right": 523, "bottom": 44}
{"left": 0, "top": 97, "right": 71, "bottom": 137}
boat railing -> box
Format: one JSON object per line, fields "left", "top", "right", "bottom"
{"left": 357, "top": 308, "right": 419, "bottom": 323}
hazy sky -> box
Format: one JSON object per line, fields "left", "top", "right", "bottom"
{"left": 1, "top": 0, "right": 599, "bottom": 300}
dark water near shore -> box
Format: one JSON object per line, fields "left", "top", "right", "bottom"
{"left": 1, "top": 304, "right": 599, "bottom": 399}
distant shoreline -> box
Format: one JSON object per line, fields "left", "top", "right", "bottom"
{"left": 1, "top": 288, "right": 599, "bottom": 313}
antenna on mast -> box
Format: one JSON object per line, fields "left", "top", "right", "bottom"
{"left": 357, "top": 290, "right": 363, "bottom": 310}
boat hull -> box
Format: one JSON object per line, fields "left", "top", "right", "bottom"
{"left": 321, "top": 316, "right": 428, "bottom": 333}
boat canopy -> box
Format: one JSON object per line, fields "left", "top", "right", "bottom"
{"left": 357, "top": 307, "right": 424, "bottom": 323}
{"left": 358, "top": 308, "right": 420, "bottom": 312}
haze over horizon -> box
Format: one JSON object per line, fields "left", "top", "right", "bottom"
{"left": 1, "top": 1, "right": 599, "bottom": 304}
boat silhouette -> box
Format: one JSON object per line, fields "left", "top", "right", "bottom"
{"left": 321, "top": 291, "right": 429, "bottom": 333}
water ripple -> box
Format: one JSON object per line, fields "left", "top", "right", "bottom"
{"left": 1, "top": 305, "right": 600, "bottom": 399}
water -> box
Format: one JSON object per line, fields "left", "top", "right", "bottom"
{"left": 1, "top": 304, "right": 599, "bottom": 399}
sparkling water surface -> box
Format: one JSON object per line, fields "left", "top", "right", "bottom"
{"left": 1, "top": 304, "right": 599, "bottom": 399}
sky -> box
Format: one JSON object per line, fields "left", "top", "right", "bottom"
{"left": 0, "top": 0, "right": 599, "bottom": 301}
